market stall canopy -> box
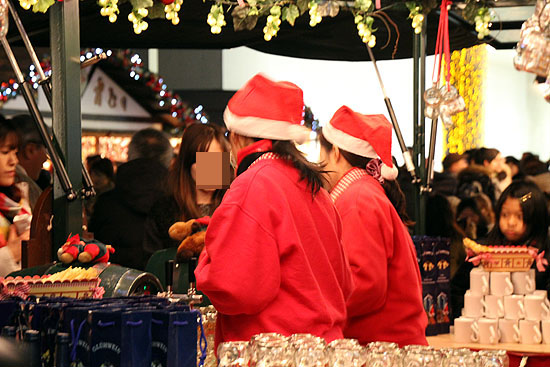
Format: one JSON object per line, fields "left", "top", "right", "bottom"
{"left": 2, "top": 59, "right": 179, "bottom": 131}
{"left": 4, "top": 0, "right": 536, "bottom": 61}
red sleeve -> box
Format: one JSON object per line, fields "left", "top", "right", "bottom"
{"left": 340, "top": 199, "right": 394, "bottom": 317}
{"left": 195, "top": 203, "right": 280, "bottom": 315}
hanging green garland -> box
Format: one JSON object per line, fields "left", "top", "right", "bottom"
{"left": 17, "top": 0, "right": 494, "bottom": 41}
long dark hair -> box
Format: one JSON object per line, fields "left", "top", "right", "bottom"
{"left": 319, "top": 131, "right": 412, "bottom": 225}
{"left": 0, "top": 117, "right": 21, "bottom": 202}
{"left": 270, "top": 139, "right": 326, "bottom": 196}
{"left": 170, "top": 123, "right": 229, "bottom": 220}
{"left": 487, "top": 180, "right": 549, "bottom": 248}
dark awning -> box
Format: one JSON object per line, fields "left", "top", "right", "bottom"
{"left": 5, "top": 0, "right": 529, "bottom": 62}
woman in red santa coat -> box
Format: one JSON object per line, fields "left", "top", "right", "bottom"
{"left": 319, "top": 106, "right": 427, "bottom": 347}
{"left": 195, "top": 74, "right": 354, "bottom": 349}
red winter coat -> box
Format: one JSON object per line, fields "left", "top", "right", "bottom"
{"left": 331, "top": 168, "right": 427, "bottom": 347}
{"left": 195, "top": 155, "right": 353, "bottom": 350}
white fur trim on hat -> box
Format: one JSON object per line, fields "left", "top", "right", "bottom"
{"left": 381, "top": 163, "right": 398, "bottom": 181}
{"left": 323, "top": 121, "right": 377, "bottom": 158}
{"left": 224, "top": 107, "right": 311, "bottom": 145}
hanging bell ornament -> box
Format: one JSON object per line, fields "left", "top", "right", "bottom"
{"left": 0, "top": 0, "right": 9, "bottom": 38}
{"left": 423, "top": 85, "right": 441, "bottom": 120}
{"left": 440, "top": 85, "right": 466, "bottom": 116}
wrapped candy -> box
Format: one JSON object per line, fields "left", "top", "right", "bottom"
{"left": 0, "top": 0, "right": 8, "bottom": 39}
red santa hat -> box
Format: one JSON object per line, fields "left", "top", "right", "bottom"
{"left": 323, "top": 105, "right": 398, "bottom": 180}
{"left": 223, "top": 74, "right": 310, "bottom": 144}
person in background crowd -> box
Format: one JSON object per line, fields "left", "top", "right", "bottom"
{"left": 456, "top": 194, "right": 495, "bottom": 240}
{"left": 443, "top": 153, "right": 469, "bottom": 175}
{"left": 84, "top": 157, "right": 115, "bottom": 221}
{"left": 521, "top": 155, "right": 550, "bottom": 201}
{"left": 319, "top": 106, "right": 427, "bottom": 347}
{"left": 10, "top": 115, "right": 48, "bottom": 210}
{"left": 506, "top": 156, "right": 524, "bottom": 181}
{"left": 487, "top": 181, "right": 550, "bottom": 295}
{"left": 35, "top": 169, "right": 51, "bottom": 191}
{"left": 143, "top": 123, "right": 230, "bottom": 257}
{"left": 463, "top": 148, "right": 478, "bottom": 165}
{"left": 0, "top": 117, "right": 32, "bottom": 277}
{"left": 425, "top": 194, "right": 468, "bottom": 321}
{"left": 195, "top": 74, "right": 353, "bottom": 349}
{"left": 433, "top": 153, "right": 469, "bottom": 198}
{"left": 472, "top": 148, "right": 512, "bottom": 199}
{"left": 89, "top": 128, "right": 172, "bottom": 270}
{"left": 457, "top": 159, "right": 496, "bottom": 205}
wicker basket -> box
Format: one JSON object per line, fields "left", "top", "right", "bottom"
{"left": 1, "top": 275, "right": 101, "bottom": 299}
{"left": 480, "top": 252, "right": 535, "bottom": 272}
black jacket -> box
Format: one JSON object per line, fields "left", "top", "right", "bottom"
{"left": 89, "top": 158, "right": 169, "bottom": 270}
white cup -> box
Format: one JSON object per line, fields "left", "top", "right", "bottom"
{"left": 482, "top": 295, "right": 504, "bottom": 319}
{"left": 490, "top": 272, "right": 514, "bottom": 296}
{"left": 512, "top": 270, "right": 536, "bottom": 295}
{"left": 504, "top": 295, "right": 525, "bottom": 319}
{"left": 470, "top": 267, "right": 490, "bottom": 296}
{"left": 478, "top": 318, "right": 500, "bottom": 344}
{"left": 464, "top": 291, "right": 484, "bottom": 318}
{"left": 542, "top": 320, "right": 550, "bottom": 344}
{"left": 525, "top": 294, "right": 550, "bottom": 320}
{"left": 454, "top": 317, "right": 479, "bottom": 343}
{"left": 498, "top": 318, "right": 520, "bottom": 343}
{"left": 519, "top": 319, "right": 542, "bottom": 344}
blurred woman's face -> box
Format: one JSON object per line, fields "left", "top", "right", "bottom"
{"left": 191, "top": 138, "right": 224, "bottom": 187}
{"left": 0, "top": 133, "right": 19, "bottom": 187}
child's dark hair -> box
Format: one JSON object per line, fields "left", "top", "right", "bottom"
{"left": 487, "top": 180, "right": 549, "bottom": 248}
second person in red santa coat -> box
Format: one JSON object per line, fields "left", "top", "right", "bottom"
{"left": 319, "top": 106, "right": 428, "bottom": 347}
{"left": 195, "top": 74, "right": 354, "bottom": 350}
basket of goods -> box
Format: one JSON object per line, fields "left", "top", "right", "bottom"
{"left": 463, "top": 238, "right": 548, "bottom": 272}
{"left": 0, "top": 267, "right": 104, "bottom": 299}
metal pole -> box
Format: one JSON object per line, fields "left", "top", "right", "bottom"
{"left": 426, "top": 117, "right": 438, "bottom": 189}
{"left": 50, "top": 0, "right": 82, "bottom": 249}
{"left": 7, "top": 0, "right": 96, "bottom": 199}
{"left": 0, "top": 36, "right": 76, "bottom": 201}
{"left": 418, "top": 15, "right": 428, "bottom": 236}
{"left": 413, "top": 17, "right": 428, "bottom": 236}
{"left": 365, "top": 46, "right": 418, "bottom": 182}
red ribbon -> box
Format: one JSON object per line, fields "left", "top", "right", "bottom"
{"left": 432, "top": 0, "right": 452, "bottom": 89}
{"left": 529, "top": 249, "right": 549, "bottom": 272}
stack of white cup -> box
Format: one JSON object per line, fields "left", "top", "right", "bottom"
{"left": 454, "top": 267, "right": 550, "bottom": 345}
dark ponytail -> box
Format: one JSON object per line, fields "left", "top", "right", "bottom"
{"left": 270, "top": 140, "right": 326, "bottom": 197}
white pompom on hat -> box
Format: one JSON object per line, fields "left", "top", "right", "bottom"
{"left": 223, "top": 73, "right": 311, "bottom": 144}
{"left": 323, "top": 105, "right": 398, "bottom": 180}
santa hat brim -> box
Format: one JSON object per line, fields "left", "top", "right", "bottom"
{"left": 322, "top": 121, "right": 378, "bottom": 159}
{"left": 224, "top": 107, "right": 311, "bottom": 145}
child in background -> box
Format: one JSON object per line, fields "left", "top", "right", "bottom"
{"left": 0, "top": 117, "right": 32, "bottom": 277}
{"left": 487, "top": 180, "right": 550, "bottom": 293}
